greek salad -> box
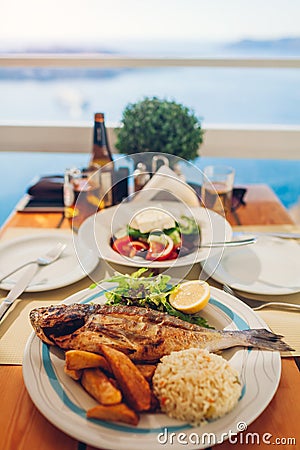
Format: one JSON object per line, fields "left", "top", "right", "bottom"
{"left": 110, "top": 210, "right": 201, "bottom": 261}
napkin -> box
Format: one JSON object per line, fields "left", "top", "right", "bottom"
{"left": 256, "top": 309, "right": 300, "bottom": 357}
{"left": 27, "top": 175, "right": 64, "bottom": 203}
{"left": 26, "top": 169, "right": 129, "bottom": 209}
{"left": 0, "top": 298, "right": 61, "bottom": 365}
{"left": 132, "top": 165, "right": 200, "bottom": 206}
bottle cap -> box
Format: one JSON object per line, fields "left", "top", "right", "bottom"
{"left": 94, "top": 112, "right": 104, "bottom": 122}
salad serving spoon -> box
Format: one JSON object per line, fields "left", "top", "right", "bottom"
{"left": 132, "top": 237, "right": 256, "bottom": 261}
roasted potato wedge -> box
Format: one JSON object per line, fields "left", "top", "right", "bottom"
{"left": 100, "top": 345, "right": 151, "bottom": 412}
{"left": 136, "top": 364, "right": 157, "bottom": 383}
{"left": 87, "top": 403, "right": 139, "bottom": 426}
{"left": 65, "top": 350, "right": 111, "bottom": 373}
{"left": 149, "top": 391, "right": 160, "bottom": 412}
{"left": 108, "top": 377, "right": 120, "bottom": 390}
{"left": 81, "top": 368, "right": 122, "bottom": 405}
{"left": 64, "top": 365, "right": 82, "bottom": 381}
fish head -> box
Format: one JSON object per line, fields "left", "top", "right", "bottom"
{"left": 29, "top": 303, "right": 93, "bottom": 345}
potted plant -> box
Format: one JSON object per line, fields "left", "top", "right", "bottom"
{"left": 115, "top": 97, "right": 204, "bottom": 169}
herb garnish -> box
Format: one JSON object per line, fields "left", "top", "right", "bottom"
{"left": 91, "top": 268, "right": 211, "bottom": 328}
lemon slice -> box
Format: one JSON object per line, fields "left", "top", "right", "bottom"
{"left": 169, "top": 280, "right": 210, "bottom": 314}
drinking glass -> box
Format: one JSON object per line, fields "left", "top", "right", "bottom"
{"left": 201, "top": 165, "right": 235, "bottom": 215}
{"left": 64, "top": 168, "right": 103, "bottom": 231}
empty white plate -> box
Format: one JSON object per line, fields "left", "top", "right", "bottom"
{"left": 0, "top": 230, "right": 99, "bottom": 292}
{"left": 203, "top": 235, "right": 300, "bottom": 295}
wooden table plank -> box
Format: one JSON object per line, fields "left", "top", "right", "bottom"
{"left": 217, "top": 358, "right": 300, "bottom": 448}
{"left": 1, "top": 212, "right": 69, "bottom": 233}
{"left": 0, "top": 366, "right": 78, "bottom": 450}
{"left": 229, "top": 184, "right": 294, "bottom": 225}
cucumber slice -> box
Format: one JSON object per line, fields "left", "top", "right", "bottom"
{"left": 165, "top": 229, "right": 181, "bottom": 246}
{"left": 178, "top": 215, "right": 200, "bottom": 235}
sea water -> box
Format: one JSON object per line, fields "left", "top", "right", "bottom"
{"left": 0, "top": 67, "right": 299, "bottom": 124}
{"left": 1, "top": 152, "right": 299, "bottom": 227}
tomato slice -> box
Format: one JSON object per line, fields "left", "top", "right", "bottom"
{"left": 146, "top": 234, "right": 174, "bottom": 261}
{"left": 112, "top": 237, "right": 149, "bottom": 257}
{"left": 112, "top": 236, "right": 136, "bottom": 257}
{"left": 168, "top": 249, "right": 179, "bottom": 260}
{"left": 130, "top": 241, "right": 148, "bottom": 252}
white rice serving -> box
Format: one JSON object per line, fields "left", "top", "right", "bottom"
{"left": 152, "top": 348, "right": 241, "bottom": 426}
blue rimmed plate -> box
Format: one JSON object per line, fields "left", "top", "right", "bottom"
{"left": 23, "top": 286, "right": 281, "bottom": 450}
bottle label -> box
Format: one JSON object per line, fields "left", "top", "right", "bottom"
{"left": 96, "top": 126, "right": 103, "bottom": 143}
{"left": 94, "top": 121, "right": 107, "bottom": 146}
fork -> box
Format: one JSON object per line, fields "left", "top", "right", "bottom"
{"left": 222, "top": 283, "right": 300, "bottom": 312}
{"left": 0, "top": 242, "right": 67, "bottom": 283}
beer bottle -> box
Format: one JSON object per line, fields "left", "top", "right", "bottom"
{"left": 89, "top": 112, "right": 114, "bottom": 207}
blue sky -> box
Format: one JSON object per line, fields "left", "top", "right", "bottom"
{"left": 1, "top": 0, "right": 300, "bottom": 46}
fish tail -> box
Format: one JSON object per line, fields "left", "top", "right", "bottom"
{"left": 232, "top": 329, "right": 294, "bottom": 352}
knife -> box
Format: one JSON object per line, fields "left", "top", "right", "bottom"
{"left": 0, "top": 264, "right": 38, "bottom": 321}
{"left": 256, "top": 232, "right": 300, "bottom": 239}
{"left": 234, "top": 231, "right": 300, "bottom": 239}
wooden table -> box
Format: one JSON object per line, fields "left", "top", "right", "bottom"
{"left": 1, "top": 184, "right": 299, "bottom": 450}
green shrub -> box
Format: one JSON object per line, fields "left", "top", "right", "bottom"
{"left": 115, "top": 97, "right": 204, "bottom": 161}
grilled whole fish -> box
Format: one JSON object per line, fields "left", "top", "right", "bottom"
{"left": 29, "top": 303, "right": 293, "bottom": 361}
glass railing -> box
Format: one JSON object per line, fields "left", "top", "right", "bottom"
{"left": 0, "top": 55, "right": 299, "bottom": 157}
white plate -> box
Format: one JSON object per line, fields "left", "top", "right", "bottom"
{"left": 78, "top": 201, "right": 232, "bottom": 268}
{"left": 204, "top": 235, "right": 300, "bottom": 295}
{"left": 23, "top": 286, "right": 281, "bottom": 450}
{"left": 0, "top": 231, "right": 98, "bottom": 292}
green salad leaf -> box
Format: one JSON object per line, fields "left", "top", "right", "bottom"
{"left": 91, "top": 268, "right": 211, "bottom": 328}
